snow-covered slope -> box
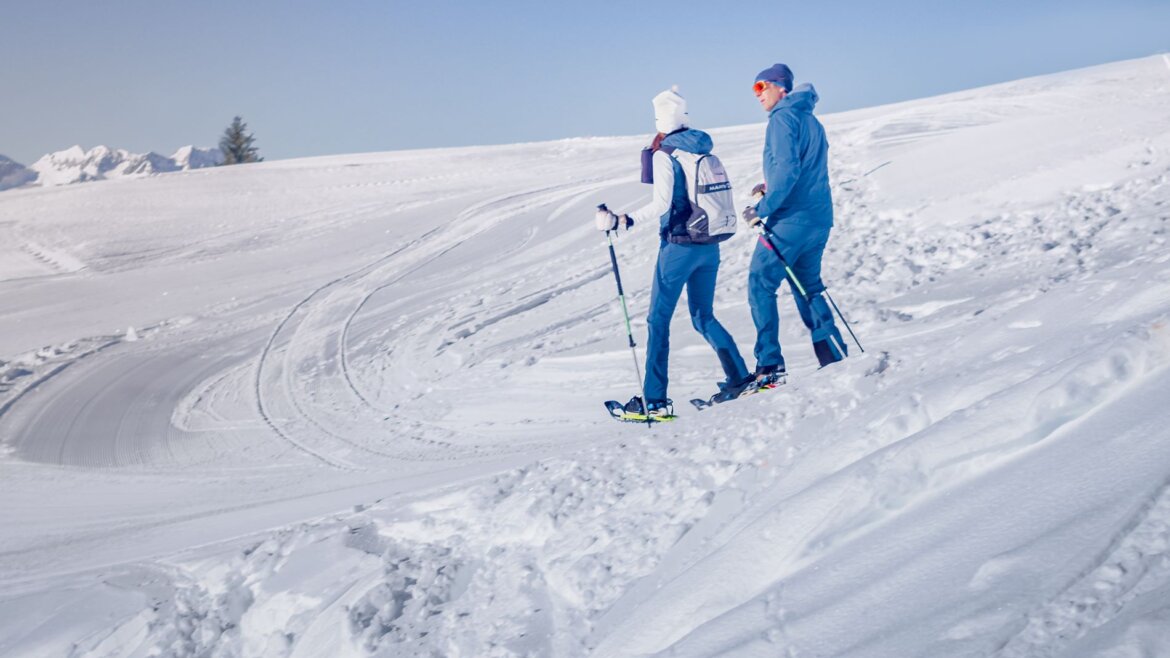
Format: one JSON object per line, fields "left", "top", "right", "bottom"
{"left": 1, "top": 55, "right": 1169, "bottom": 657}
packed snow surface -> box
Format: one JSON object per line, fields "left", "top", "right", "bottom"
{"left": 2, "top": 56, "right": 1170, "bottom": 657}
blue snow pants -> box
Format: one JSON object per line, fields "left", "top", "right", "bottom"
{"left": 748, "top": 223, "right": 847, "bottom": 370}
{"left": 645, "top": 241, "right": 750, "bottom": 402}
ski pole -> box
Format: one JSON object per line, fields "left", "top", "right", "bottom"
{"left": 599, "top": 204, "right": 651, "bottom": 425}
{"left": 823, "top": 288, "right": 864, "bottom": 353}
{"left": 757, "top": 226, "right": 865, "bottom": 354}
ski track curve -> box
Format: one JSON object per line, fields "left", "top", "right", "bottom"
{"left": 250, "top": 176, "right": 625, "bottom": 469}
{"left": 252, "top": 228, "right": 445, "bottom": 470}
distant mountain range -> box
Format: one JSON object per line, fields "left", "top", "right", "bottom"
{"left": 0, "top": 145, "right": 225, "bottom": 191}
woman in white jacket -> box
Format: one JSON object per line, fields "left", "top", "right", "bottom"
{"left": 597, "top": 88, "right": 754, "bottom": 417}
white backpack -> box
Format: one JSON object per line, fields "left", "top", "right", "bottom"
{"left": 666, "top": 149, "right": 738, "bottom": 244}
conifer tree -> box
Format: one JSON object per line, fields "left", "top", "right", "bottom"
{"left": 218, "top": 116, "right": 263, "bottom": 165}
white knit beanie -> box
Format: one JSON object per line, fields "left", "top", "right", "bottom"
{"left": 652, "top": 86, "right": 688, "bottom": 134}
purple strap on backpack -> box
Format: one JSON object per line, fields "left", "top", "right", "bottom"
{"left": 640, "top": 147, "right": 654, "bottom": 184}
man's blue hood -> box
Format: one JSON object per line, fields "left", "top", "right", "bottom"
{"left": 661, "top": 128, "right": 713, "bottom": 155}
{"left": 771, "top": 83, "right": 819, "bottom": 116}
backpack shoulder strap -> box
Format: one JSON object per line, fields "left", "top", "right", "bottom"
{"left": 692, "top": 154, "right": 710, "bottom": 204}
{"left": 658, "top": 147, "right": 687, "bottom": 188}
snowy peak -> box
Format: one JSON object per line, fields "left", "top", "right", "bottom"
{"left": 124, "top": 151, "right": 182, "bottom": 176}
{"left": 55, "top": 145, "right": 87, "bottom": 161}
{"left": 0, "top": 154, "right": 36, "bottom": 191}
{"left": 7, "top": 144, "right": 224, "bottom": 191}
{"left": 30, "top": 145, "right": 180, "bottom": 187}
{"left": 170, "top": 145, "right": 224, "bottom": 170}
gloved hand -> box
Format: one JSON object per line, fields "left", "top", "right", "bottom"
{"left": 751, "top": 183, "right": 766, "bottom": 201}
{"left": 595, "top": 207, "right": 618, "bottom": 231}
{"left": 742, "top": 205, "right": 762, "bottom": 228}
{"left": 596, "top": 206, "right": 634, "bottom": 232}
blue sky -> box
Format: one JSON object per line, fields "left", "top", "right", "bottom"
{"left": 2, "top": 1, "right": 1168, "bottom": 164}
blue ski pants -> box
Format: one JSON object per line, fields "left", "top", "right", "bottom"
{"left": 644, "top": 241, "right": 750, "bottom": 402}
{"left": 748, "top": 223, "right": 847, "bottom": 369}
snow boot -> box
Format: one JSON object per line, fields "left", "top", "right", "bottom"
{"left": 709, "top": 375, "right": 758, "bottom": 404}
{"left": 754, "top": 364, "right": 788, "bottom": 389}
{"left": 623, "top": 396, "right": 674, "bottom": 419}
{"left": 813, "top": 338, "right": 846, "bottom": 368}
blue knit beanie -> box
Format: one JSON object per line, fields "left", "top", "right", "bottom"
{"left": 755, "top": 63, "right": 794, "bottom": 92}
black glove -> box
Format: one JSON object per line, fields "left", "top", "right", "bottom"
{"left": 751, "top": 183, "right": 766, "bottom": 201}
{"left": 742, "top": 205, "right": 762, "bottom": 228}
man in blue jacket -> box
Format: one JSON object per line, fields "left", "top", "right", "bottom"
{"left": 742, "top": 63, "right": 848, "bottom": 383}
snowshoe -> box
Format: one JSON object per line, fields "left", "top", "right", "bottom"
{"left": 690, "top": 375, "right": 761, "bottom": 411}
{"left": 604, "top": 396, "right": 676, "bottom": 423}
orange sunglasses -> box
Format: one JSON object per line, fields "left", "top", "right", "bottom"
{"left": 753, "top": 80, "right": 773, "bottom": 94}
